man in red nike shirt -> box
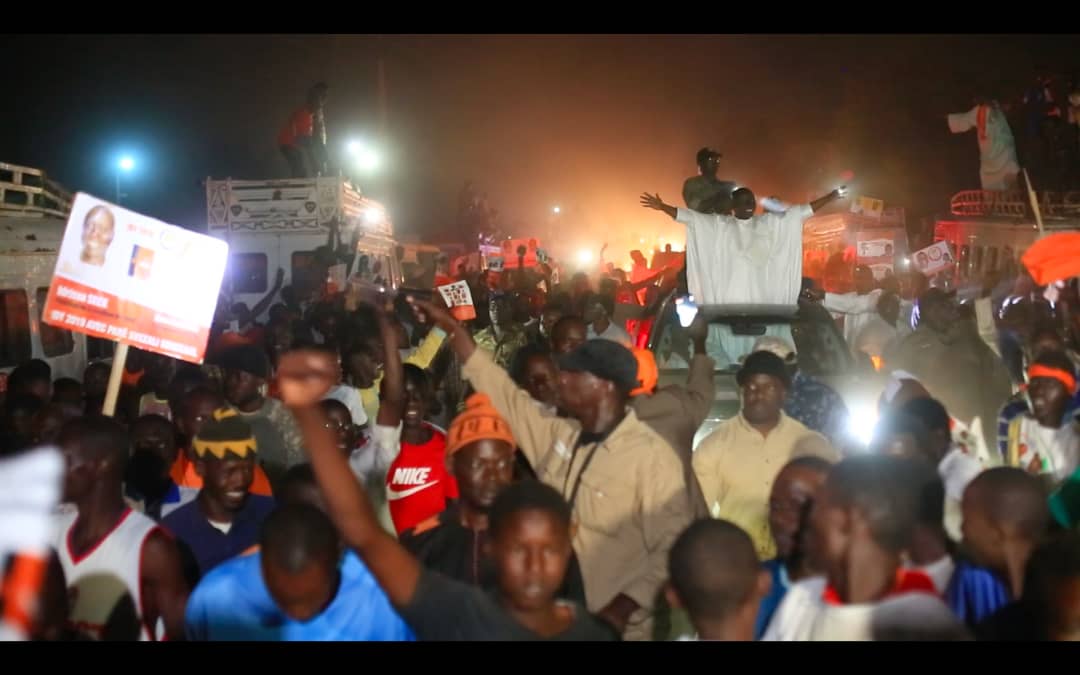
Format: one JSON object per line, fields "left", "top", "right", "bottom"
{"left": 369, "top": 306, "right": 457, "bottom": 535}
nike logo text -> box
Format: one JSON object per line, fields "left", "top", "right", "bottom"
{"left": 386, "top": 480, "right": 439, "bottom": 501}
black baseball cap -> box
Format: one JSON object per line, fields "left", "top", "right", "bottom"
{"left": 696, "top": 147, "right": 723, "bottom": 165}
{"left": 557, "top": 340, "right": 640, "bottom": 394}
{"left": 736, "top": 350, "right": 792, "bottom": 389}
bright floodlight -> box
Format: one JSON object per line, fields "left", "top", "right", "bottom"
{"left": 847, "top": 404, "right": 879, "bottom": 448}
{"left": 363, "top": 207, "right": 385, "bottom": 224}
{"left": 552, "top": 206, "right": 561, "bottom": 214}
{"left": 576, "top": 249, "right": 593, "bottom": 265}
{"left": 118, "top": 156, "right": 135, "bottom": 172}
{"left": 347, "top": 139, "right": 380, "bottom": 172}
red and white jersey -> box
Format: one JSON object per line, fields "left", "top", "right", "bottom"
{"left": 54, "top": 508, "right": 163, "bottom": 641}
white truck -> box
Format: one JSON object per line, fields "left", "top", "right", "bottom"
{"left": 205, "top": 176, "right": 401, "bottom": 318}
{"left": 0, "top": 162, "right": 112, "bottom": 379}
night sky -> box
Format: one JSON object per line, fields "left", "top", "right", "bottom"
{"left": 4, "top": 34, "right": 1077, "bottom": 263}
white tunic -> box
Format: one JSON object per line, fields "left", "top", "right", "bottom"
{"left": 677, "top": 204, "right": 812, "bottom": 306}
{"left": 587, "top": 321, "right": 634, "bottom": 348}
{"left": 761, "top": 576, "right": 967, "bottom": 641}
{"left": 947, "top": 104, "right": 1020, "bottom": 191}
{"left": 939, "top": 444, "right": 985, "bottom": 541}
{"left": 824, "top": 289, "right": 882, "bottom": 350}
{"left": 54, "top": 508, "right": 163, "bottom": 641}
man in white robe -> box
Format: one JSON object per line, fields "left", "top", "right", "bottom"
{"left": 640, "top": 186, "right": 844, "bottom": 363}
{"left": 947, "top": 100, "right": 1021, "bottom": 191}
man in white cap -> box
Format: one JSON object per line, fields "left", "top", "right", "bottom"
{"left": 750, "top": 336, "right": 849, "bottom": 448}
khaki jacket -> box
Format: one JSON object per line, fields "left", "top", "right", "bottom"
{"left": 463, "top": 349, "right": 697, "bottom": 639}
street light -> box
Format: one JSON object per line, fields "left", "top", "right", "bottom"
{"left": 552, "top": 205, "right": 561, "bottom": 215}
{"left": 116, "top": 156, "right": 135, "bottom": 204}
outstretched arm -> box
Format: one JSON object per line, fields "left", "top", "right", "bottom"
{"left": 278, "top": 350, "right": 422, "bottom": 609}
{"left": 809, "top": 187, "right": 845, "bottom": 213}
{"left": 406, "top": 296, "right": 570, "bottom": 469}
{"left": 639, "top": 193, "right": 678, "bottom": 220}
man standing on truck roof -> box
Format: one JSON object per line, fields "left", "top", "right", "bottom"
{"left": 278, "top": 82, "right": 329, "bottom": 178}
{"left": 682, "top": 148, "right": 737, "bottom": 214}
{"left": 947, "top": 96, "right": 1020, "bottom": 191}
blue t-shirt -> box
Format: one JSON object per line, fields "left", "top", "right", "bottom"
{"left": 754, "top": 558, "right": 790, "bottom": 640}
{"left": 945, "top": 561, "right": 1011, "bottom": 629}
{"left": 185, "top": 550, "right": 415, "bottom": 641}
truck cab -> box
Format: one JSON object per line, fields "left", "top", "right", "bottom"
{"left": 206, "top": 176, "right": 399, "bottom": 318}
{"left": 0, "top": 161, "right": 111, "bottom": 379}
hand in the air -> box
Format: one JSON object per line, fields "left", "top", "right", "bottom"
{"left": 639, "top": 193, "right": 667, "bottom": 211}
{"left": 406, "top": 296, "right": 458, "bottom": 334}
{"left": 277, "top": 350, "right": 339, "bottom": 409}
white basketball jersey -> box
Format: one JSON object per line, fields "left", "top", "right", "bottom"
{"left": 54, "top": 508, "right": 163, "bottom": 641}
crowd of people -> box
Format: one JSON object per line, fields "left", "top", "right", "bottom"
{"left": 7, "top": 139, "right": 1080, "bottom": 642}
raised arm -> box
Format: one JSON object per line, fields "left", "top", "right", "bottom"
{"left": 376, "top": 308, "right": 405, "bottom": 429}
{"left": 277, "top": 350, "right": 422, "bottom": 609}
{"left": 639, "top": 193, "right": 678, "bottom": 220}
{"left": 683, "top": 315, "right": 716, "bottom": 426}
{"left": 809, "top": 187, "right": 845, "bottom": 214}
{"left": 406, "top": 296, "right": 569, "bottom": 468}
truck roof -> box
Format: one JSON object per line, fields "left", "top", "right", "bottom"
{"left": 942, "top": 189, "right": 1080, "bottom": 222}
{"left": 206, "top": 176, "right": 393, "bottom": 238}
{"left": 1, "top": 161, "right": 73, "bottom": 220}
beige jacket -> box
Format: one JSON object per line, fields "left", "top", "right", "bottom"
{"left": 631, "top": 353, "right": 714, "bottom": 519}
{"left": 693, "top": 412, "right": 838, "bottom": 560}
{"left": 463, "top": 349, "right": 697, "bottom": 640}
